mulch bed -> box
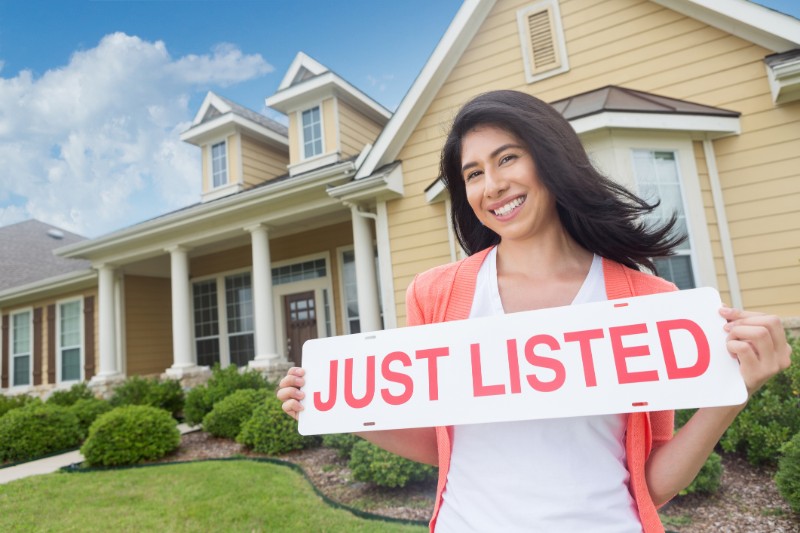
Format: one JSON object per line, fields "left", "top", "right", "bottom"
{"left": 159, "top": 431, "right": 799, "bottom": 532}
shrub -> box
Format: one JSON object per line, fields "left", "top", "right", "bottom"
{"left": 680, "top": 451, "right": 722, "bottom": 496}
{"left": 81, "top": 405, "right": 180, "bottom": 466}
{"left": 69, "top": 398, "right": 113, "bottom": 439}
{"left": 348, "top": 439, "right": 437, "bottom": 488}
{"left": 109, "top": 376, "right": 184, "bottom": 419}
{"left": 322, "top": 433, "right": 361, "bottom": 459}
{"left": 776, "top": 431, "right": 800, "bottom": 513}
{"left": 184, "top": 364, "right": 269, "bottom": 426}
{"left": 0, "top": 394, "right": 38, "bottom": 419}
{"left": 46, "top": 383, "right": 94, "bottom": 407}
{"left": 0, "top": 403, "right": 82, "bottom": 462}
{"left": 674, "top": 408, "right": 696, "bottom": 430}
{"left": 721, "top": 334, "right": 800, "bottom": 465}
{"left": 202, "top": 389, "right": 268, "bottom": 439}
{"left": 237, "top": 395, "right": 319, "bottom": 455}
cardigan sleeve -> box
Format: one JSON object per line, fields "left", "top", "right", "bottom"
{"left": 405, "top": 275, "right": 426, "bottom": 327}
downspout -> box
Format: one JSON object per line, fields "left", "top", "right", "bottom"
{"left": 703, "top": 136, "right": 742, "bottom": 309}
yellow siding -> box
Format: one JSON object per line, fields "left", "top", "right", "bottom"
{"left": 289, "top": 112, "right": 300, "bottom": 165}
{"left": 241, "top": 134, "right": 290, "bottom": 189}
{"left": 338, "top": 99, "right": 383, "bottom": 159}
{"left": 388, "top": 0, "right": 800, "bottom": 321}
{"left": 124, "top": 276, "right": 173, "bottom": 376}
{"left": 323, "top": 98, "right": 338, "bottom": 156}
{"left": 190, "top": 222, "right": 354, "bottom": 335}
{"left": 227, "top": 134, "right": 241, "bottom": 185}
{"left": 201, "top": 145, "right": 210, "bottom": 194}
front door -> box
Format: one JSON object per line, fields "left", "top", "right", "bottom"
{"left": 284, "top": 291, "right": 318, "bottom": 366}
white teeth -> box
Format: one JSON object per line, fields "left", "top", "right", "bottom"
{"left": 492, "top": 196, "right": 525, "bottom": 216}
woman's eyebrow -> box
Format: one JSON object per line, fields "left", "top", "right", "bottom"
{"left": 461, "top": 143, "right": 524, "bottom": 174}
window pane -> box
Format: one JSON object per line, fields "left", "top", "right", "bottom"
{"left": 654, "top": 256, "right": 696, "bottom": 290}
{"left": 229, "top": 333, "right": 255, "bottom": 367}
{"left": 226, "top": 273, "right": 253, "bottom": 334}
{"left": 193, "top": 280, "right": 219, "bottom": 338}
{"left": 13, "top": 355, "right": 30, "bottom": 386}
{"left": 60, "top": 301, "right": 81, "bottom": 348}
{"left": 12, "top": 313, "right": 31, "bottom": 355}
{"left": 196, "top": 338, "right": 220, "bottom": 367}
{"left": 212, "top": 141, "right": 227, "bottom": 188}
{"left": 302, "top": 106, "right": 322, "bottom": 158}
{"left": 271, "top": 259, "right": 327, "bottom": 286}
{"left": 62, "top": 347, "right": 81, "bottom": 381}
{"left": 342, "top": 250, "right": 359, "bottom": 333}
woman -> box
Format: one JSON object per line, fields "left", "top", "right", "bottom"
{"left": 278, "top": 90, "right": 791, "bottom": 532}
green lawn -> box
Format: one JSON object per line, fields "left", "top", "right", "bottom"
{"left": 0, "top": 459, "right": 427, "bottom": 532}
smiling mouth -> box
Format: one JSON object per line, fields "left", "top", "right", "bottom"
{"left": 492, "top": 195, "right": 526, "bottom": 216}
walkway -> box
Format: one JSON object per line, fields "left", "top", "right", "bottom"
{"left": 0, "top": 423, "right": 199, "bottom": 485}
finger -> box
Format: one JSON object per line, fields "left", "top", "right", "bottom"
{"left": 278, "top": 373, "right": 305, "bottom": 389}
{"left": 276, "top": 386, "right": 305, "bottom": 403}
{"left": 288, "top": 367, "right": 305, "bottom": 377}
{"left": 726, "top": 324, "right": 776, "bottom": 359}
{"left": 281, "top": 399, "right": 303, "bottom": 421}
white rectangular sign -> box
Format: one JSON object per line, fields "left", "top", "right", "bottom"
{"left": 298, "top": 287, "right": 747, "bottom": 435}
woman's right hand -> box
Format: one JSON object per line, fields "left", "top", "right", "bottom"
{"left": 277, "top": 367, "right": 305, "bottom": 421}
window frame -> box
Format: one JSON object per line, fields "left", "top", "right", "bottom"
{"left": 516, "top": 0, "right": 570, "bottom": 84}
{"left": 210, "top": 140, "right": 228, "bottom": 189}
{"left": 56, "top": 297, "right": 84, "bottom": 384}
{"left": 10, "top": 308, "right": 33, "bottom": 389}
{"left": 299, "top": 104, "right": 324, "bottom": 160}
{"left": 337, "top": 246, "right": 383, "bottom": 335}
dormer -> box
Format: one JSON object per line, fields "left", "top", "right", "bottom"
{"left": 180, "top": 92, "right": 290, "bottom": 202}
{"left": 265, "top": 52, "right": 391, "bottom": 177}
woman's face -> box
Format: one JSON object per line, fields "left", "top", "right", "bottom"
{"left": 460, "top": 125, "right": 558, "bottom": 244}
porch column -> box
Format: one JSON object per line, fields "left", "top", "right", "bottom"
{"left": 247, "top": 224, "right": 280, "bottom": 367}
{"left": 91, "top": 265, "right": 121, "bottom": 381}
{"left": 350, "top": 205, "right": 382, "bottom": 333}
{"left": 166, "top": 246, "right": 198, "bottom": 377}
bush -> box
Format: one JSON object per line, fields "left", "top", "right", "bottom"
{"left": 46, "top": 383, "right": 94, "bottom": 407}
{"left": 0, "top": 403, "right": 82, "bottom": 462}
{"left": 322, "top": 433, "right": 361, "bottom": 459}
{"left": 348, "top": 439, "right": 437, "bottom": 488}
{"left": 680, "top": 451, "right": 722, "bottom": 496}
{"left": 0, "top": 394, "right": 37, "bottom": 419}
{"left": 69, "top": 398, "right": 113, "bottom": 440}
{"left": 184, "top": 364, "right": 269, "bottom": 426}
{"left": 237, "top": 395, "right": 319, "bottom": 455}
{"left": 81, "top": 405, "right": 180, "bottom": 466}
{"left": 776, "top": 431, "right": 800, "bottom": 513}
{"left": 202, "top": 389, "right": 268, "bottom": 439}
{"left": 674, "top": 408, "right": 696, "bottom": 430}
{"left": 721, "top": 334, "right": 800, "bottom": 465}
{"left": 109, "top": 376, "right": 184, "bottom": 419}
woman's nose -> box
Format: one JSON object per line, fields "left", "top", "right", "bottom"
{"left": 484, "top": 169, "right": 508, "bottom": 198}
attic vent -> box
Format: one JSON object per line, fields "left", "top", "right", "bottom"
{"left": 517, "top": 0, "right": 570, "bottom": 84}
{"left": 202, "top": 105, "right": 223, "bottom": 123}
{"left": 527, "top": 10, "right": 558, "bottom": 70}
{"left": 47, "top": 229, "right": 64, "bottom": 240}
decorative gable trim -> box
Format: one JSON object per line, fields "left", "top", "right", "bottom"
{"left": 765, "top": 50, "right": 800, "bottom": 104}
{"left": 516, "top": 0, "right": 569, "bottom": 84}
{"left": 279, "top": 52, "right": 329, "bottom": 91}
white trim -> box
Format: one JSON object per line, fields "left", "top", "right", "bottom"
{"left": 327, "top": 163, "right": 404, "bottom": 203}
{"left": 375, "top": 201, "right": 397, "bottom": 329}
{"left": 355, "top": 0, "right": 495, "bottom": 179}
{"left": 181, "top": 112, "right": 288, "bottom": 149}
{"left": 516, "top": 0, "right": 570, "bottom": 84}
{"left": 210, "top": 139, "right": 229, "bottom": 189}
{"left": 288, "top": 151, "right": 340, "bottom": 177}
{"left": 273, "top": 279, "right": 332, "bottom": 361}
{"left": 267, "top": 71, "right": 391, "bottom": 123}
{"left": 0, "top": 270, "right": 96, "bottom": 307}
{"left": 333, "top": 96, "right": 342, "bottom": 155}
{"left": 278, "top": 52, "right": 329, "bottom": 91}
{"left": 56, "top": 297, "right": 84, "bottom": 385}
{"left": 569, "top": 112, "right": 741, "bottom": 137}
{"left": 652, "top": 0, "right": 800, "bottom": 52}
{"left": 425, "top": 178, "right": 447, "bottom": 203}
{"left": 703, "top": 137, "right": 742, "bottom": 309}
{"left": 337, "top": 246, "right": 358, "bottom": 334}
{"left": 766, "top": 56, "right": 800, "bottom": 104}
{"left": 202, "top": 182, "right": 245, "bottom": 203}
{"left": 9, "top": 307, "right": 33, "bottom": 390}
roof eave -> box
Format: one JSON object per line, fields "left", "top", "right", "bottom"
{"left": 766, "top": 56, "right": 800, "bottom": 104}
{"left": 570, "top": 111, "right": 741, "bottom": 138}
{"left": 180, "top": 113, "right": 288, "bottom": 148}
{"left": 0, "top": 270, "right": 97, "bottom": 307}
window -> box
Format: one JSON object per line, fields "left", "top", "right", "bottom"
{"left": 272, "top": 258, "right": 326, "bottom": 286}
{"left": 516, "top": 0, "right": 569, "bottom": 83}
{"left": 58, "top": 300, "right": 82, "bottom": 382}
{"left": 193, "top": 279, "right": 220, "bottom": 367}
{"left": 192, "top": 272, "right": 255, "bottom": 368}
{"left": 211, "top": 141, "right": 227, "bottom": 188}
{"left": 301, "top": 106, "right": 323, "bottom": 159}
{"left": 633, "top": 150, "right": 696, "bottom": 289}
{"left": 11, "top": 310, "right": 32, "bottom": 387}
{"left": 225, "top": 273, "right": 255, "bottom": 367}
{"left": 341, "top": 249, "right": 382, "bottom": 334}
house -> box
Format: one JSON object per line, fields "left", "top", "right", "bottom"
{"left": 2, "top": 0, "right": 798, "bottom": 397}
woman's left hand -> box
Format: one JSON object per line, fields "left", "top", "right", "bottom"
{"left": 720, "top": 307, "right": 792, "bottom": 397}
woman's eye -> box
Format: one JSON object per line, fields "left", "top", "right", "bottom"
{"left": 465, "top": 170, "right": 482, "bottom": 181}
{"left": 500, "top": 154, "right": 517, "bottom": 165}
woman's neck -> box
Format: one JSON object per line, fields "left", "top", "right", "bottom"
{"left": 495, "top": 223, "right": 591, "bottom": 280}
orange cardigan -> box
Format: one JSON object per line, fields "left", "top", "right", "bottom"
{"left": 405, "top": 248, "right": 676, "bottom": 533}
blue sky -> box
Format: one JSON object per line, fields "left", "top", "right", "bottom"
{"left": 0, "top": 0, "right": 797, "bottom": 238}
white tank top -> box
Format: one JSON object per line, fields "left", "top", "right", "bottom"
{"left": 435, "top": 249, "right": 642, "bottom": 533}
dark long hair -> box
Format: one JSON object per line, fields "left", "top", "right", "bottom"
{"left": 440, "top": 90, "right": 684, "bottom": 272}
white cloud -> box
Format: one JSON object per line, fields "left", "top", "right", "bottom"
{"left": 0, "top": 33, "right": 273, "bottom": 237}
